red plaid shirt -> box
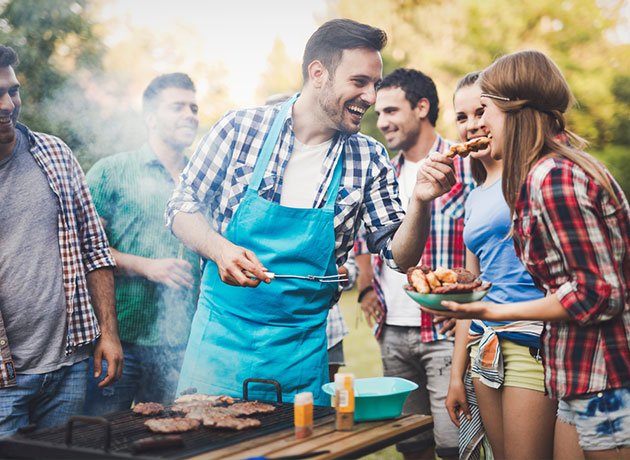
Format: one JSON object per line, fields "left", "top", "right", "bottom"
{"left": 513, "top": 156, "right": 630, "bottom": 399}
{"left": 356, "top": 135, "right": 474, "bottom": 342}
{"left": 0, "top": 124, "right": 115, "bottom": 388}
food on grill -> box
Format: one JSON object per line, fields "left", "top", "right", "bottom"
{"left": 186, "top": 406, "right": 261, "bottom": 430}
{"left": 174, "top": 394, "right": 236, "bottom": 405}
{"left": 230, "top": 401, "right": 276, "bottom": 415}
{"left": 133, "top": 402, "right": 165, "bottom": 416}
{"left": 447, "top": 136, "right": 490, "bottom": 158}
{"left": 130, "top": 435, "right": 184, "bottom": 454}
{"left": 144, "top": 417, "right": 201, "bottom": 433}
{"left": 406, "top": 266, "right": 491, "bottom": 294}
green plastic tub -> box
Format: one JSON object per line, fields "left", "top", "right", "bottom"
{"left": 321, "top": 376, "right": 418, "bottom": 421}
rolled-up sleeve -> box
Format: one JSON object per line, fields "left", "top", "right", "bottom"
{"left": 166, "top": 112, "right": 237, "bottom": 230}
{"left": 535, "top": 166, "right": 625, "bottom": 325}
{"left": 72, "top": 153, "right": 115, "bottom": 272}
{"left": 361, "top": 144, "right": 405, "bottom": 269}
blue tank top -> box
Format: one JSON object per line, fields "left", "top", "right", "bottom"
{"left": 464, "top": 179, "right": 543, "bottom": 348}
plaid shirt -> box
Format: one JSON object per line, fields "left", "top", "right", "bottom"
{"left": 326, "top": 251, "right": 356, "bottom": 349}
{"left": 0, "top": 124, "right": 115, "bottom": 388}
{"left": 513, "top": 156, "right": 630, "bottom": 399}
{"left": 166, "top": 101, "right": 405, "bottom": 273}
{"left": 356, "top": 135, "right": 474, "bottom": 342}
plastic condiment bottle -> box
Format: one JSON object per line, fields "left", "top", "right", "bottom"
{"left": 334, "top": 373, "right": 355, "bottom": 431}
{"left": 294, "top": 391, "right": 314, "bottom": 439}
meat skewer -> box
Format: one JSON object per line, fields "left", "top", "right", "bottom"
{"left": 446, "top": 136, "right": 490, "bottom": 158}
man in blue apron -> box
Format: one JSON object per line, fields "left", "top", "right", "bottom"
{"left": 166, "top": 19, "right": 457, "bottom": 405}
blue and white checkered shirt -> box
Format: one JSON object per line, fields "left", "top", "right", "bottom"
{"left": 166, "top": 100, "right": 405, "bottom": 269}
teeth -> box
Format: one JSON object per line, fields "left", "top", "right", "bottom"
{"left": 487, "top": 134, "right": 493, "bottom": 139}
{"left": 348, "top": 105, "right": 366, "bottom": 115}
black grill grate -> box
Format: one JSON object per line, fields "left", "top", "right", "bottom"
{"left": 0, "top": 402, "right": 335, "bottom": 459}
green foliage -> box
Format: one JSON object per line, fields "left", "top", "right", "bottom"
{"left": 0, "top": 0, "right": 106, "bottom": 163}
{"left": 334, "top": 0, "right": 628, "bottom": 148}
{"left": 592, "top": 144, "right": 630, "bottom": 199}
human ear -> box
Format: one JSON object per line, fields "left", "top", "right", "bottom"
{"left": 416, "top": 98, "right": 430, "bottom": 119}
{"left": 307, "top": 60, "right": 328, "bottom": 89}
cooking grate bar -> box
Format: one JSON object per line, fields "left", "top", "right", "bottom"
{"left": 1, "top": 402, "right": 335, "bottom": 459}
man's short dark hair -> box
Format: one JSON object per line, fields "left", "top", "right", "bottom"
{"left": 302, "top": 19, "right": 387, "bottom": 82}
{"left": 0, "top": 45, "right": 19, "bottom": 68}
{"left": 142, "top": 73, "right": 196, "bottom": 112}
{"left": 378, "top": 68, "right": 439, "bottom": 127}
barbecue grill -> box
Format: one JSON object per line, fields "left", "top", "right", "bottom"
{"left": 0, "top": 379, "right": 335, "bottom": 460}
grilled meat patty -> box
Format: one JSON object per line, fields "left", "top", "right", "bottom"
{"left": 230, "top": 401, "right": 276, "bottom": 415}
{"left": 133, "top": 402, "right": 165, "bottom": 416}
{"left": 144, "top": 417, "right": 201, "bottom": 433}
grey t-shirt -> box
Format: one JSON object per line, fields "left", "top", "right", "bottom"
{"left": 0, "top": 130, "right": 88, "bottom": 373}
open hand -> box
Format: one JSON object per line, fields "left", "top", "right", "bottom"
{"left": 422, "top": 300, "right": 499, "bottom": 320}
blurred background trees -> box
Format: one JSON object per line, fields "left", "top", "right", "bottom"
{"left": 0, "top": 0, "right": 627, "bottom": 193}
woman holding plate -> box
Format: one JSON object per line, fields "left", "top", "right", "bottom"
{"left": 444, "top": 71, "right": 556, "bottom": 460}
{"left": 439, "top": 51, "right": 630, "bottom": 459}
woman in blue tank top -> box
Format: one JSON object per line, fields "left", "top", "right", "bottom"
{"left": 445, "top": 72, "right": 557, "bottom": 460}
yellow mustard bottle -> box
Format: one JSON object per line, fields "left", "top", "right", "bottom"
{"left": 294, "top": 391, "right": 314, "bottom": 439}
{"left": 334, "top": 372, "right": 355, "bottom": 431}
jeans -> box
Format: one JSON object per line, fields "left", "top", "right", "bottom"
{"left": 380, "top": 325, "right": 458, "bottom": 457}
{"left": 0, "top": 359, "right": 89, "bottom": 437}
{"left": 84, "top": 342, "right": 185, "bottom": 416}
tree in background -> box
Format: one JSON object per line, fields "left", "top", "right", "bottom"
{"left": 256, "top": 38, "right": 302, "bottom": 103}
{"left": 331, "top": 0, "right": 628, "bottom": 195}
{"left": 0, "top": 0, "right": 107, "bottom": 165}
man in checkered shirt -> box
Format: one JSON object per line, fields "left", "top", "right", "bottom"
{"left": 166, "top": 19, "right": 459, "bottom": 403}
{"left": 0, "top": 45, "right": 122, "bottom": 436}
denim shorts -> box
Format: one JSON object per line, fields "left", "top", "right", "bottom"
{"left": 557, "top": 387, "right": 630, "bottom": 451}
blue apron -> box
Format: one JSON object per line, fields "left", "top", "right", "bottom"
{"left": 177, "top": 97, "right": 343, "bottom": 405}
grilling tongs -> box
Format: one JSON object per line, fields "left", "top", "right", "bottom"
{"left": 245, "top": 270, "right": 348, "bottom": 283}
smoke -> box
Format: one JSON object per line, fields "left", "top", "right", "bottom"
{"left": 36, "top": 71, "right": 145, "bottom": 171}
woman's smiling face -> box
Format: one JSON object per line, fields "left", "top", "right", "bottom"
{"left": 479, "top": 95, "right": 506, "bottom": 160}
{"left": 453, "top": 83, "right": 491, "bottom": 160}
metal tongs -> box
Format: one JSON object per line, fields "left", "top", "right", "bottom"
{"left": 246, "top": 271, "right": 348, "bottom": 283}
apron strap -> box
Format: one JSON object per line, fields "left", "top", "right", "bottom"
{"left": 323, "top": 150, "right": 344, "bottom": 210}
{"left": 250, "top": 95, "right": 298, "bottom": 191}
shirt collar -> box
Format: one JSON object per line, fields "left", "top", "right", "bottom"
{"left": 137, "top": 143, "right": 162, "bottom": 167}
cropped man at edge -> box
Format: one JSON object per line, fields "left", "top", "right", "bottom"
{"left": 84, "top": 73, "right": 201, "bottom": 414}
{"left": 0, "top": 45, "right": 122, "bottom": 436}
{"left": 166, "top": 19, "right": 457, "bottom": 405}
{"left": 355, "top": 68, "right": 474, "bottom": 460}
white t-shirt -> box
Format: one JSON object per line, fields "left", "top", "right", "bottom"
{"left": 280, "top": 137, "right": 332, "bottom": 208}
{"left": 382, "top": 158, "right": 423, "bottom": 326}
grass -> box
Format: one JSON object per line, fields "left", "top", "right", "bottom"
{"left": 336, "top": 288, "right": 402, "bottom": 460}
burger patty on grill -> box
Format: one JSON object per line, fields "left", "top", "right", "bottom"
{"left": 144, "top": 417, "right": 201, "bottom": 433}
{"left": 230, "top": 401, "right": 276, "bottom": 415}
{"left": 133, "top": 402, "right": 165, "bottom": 416}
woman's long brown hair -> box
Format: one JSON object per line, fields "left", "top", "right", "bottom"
{"left": 479, "top": 50, "right": 619, "bottom": 215}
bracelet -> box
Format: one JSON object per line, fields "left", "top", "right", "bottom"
{"left": 357, "top": 286, "right": 374, "bottom": 302}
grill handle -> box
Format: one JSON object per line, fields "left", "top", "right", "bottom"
{"left": 65, "top": 415, "right": 111, "bottom": 452}
{"left": 243, "top": 378, "right": 282, "bottom": 403}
